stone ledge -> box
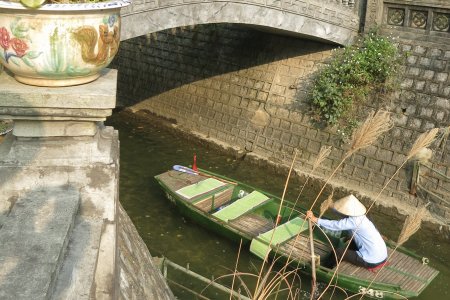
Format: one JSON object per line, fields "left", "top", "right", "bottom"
{"left": 0, "top": 126, "right": 118, "bottom": 166}
{"left": 0, "top": 69, "right": 117, "bottom": 109}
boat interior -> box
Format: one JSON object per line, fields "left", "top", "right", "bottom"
{"left": 156, "top": 170, "right": 439, "bottom": 296}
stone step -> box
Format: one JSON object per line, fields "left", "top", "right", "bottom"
{"left": 0, "top": 186, "right": 80, "bottom": 300}
{"left": 51, "top": 217, "right": 103, "bottom": 300}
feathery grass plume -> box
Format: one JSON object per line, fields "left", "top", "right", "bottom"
{"left": 438, "top": 126, "right": 449, "bottom": 148}
{"left": 309, "top": 111, "right": 391, "bottom": 211}
{"left": 312, "top": 146, "right": 332, "bottom": 171}
{"left": 319, "top": 191, "right": 334, "bottom": 217}
{"left": 397, "top": 206, "right": 427, "bottom": 246}
{"left": 348, "top": 110, "right": 393, "bottom": 155}
{"left": 407, "top": 128, "right": 439, "bottom": 160}
{"left": 412, "top": 147, "right": 433, "bottom": 164}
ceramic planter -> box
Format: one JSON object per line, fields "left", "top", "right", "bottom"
{"left": 0, "top": 0, "right": 130, "bottom": 87}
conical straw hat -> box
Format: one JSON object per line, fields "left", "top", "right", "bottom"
{"left": 332, "top": 194, "right": 366, "bottom": 216}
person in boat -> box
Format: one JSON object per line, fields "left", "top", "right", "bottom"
{"left": 306, "top": 194, "right": 388, "bottom": 269}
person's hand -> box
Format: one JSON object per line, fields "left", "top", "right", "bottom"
{"left": 306, "top": 211, "right": 318, "bottom": 223}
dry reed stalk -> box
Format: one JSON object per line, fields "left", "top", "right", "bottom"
{"left": 397, "top": 206, "right": 427, "bottom": 246}
{"left": 288, "top": 146, "right": 332, "bottom": 221}
{"left": 312, "top": 146, "right": 332, "bottom": 171}
{"left": 407, "top": 128, "right": 439, "bottom": 160}
{"left": 319, "top": 191, "right": 334, "bottom": 218}
{"left": 365, "top": 128, "right": 439, "bottom": 214}
{"left": 412, "top": 148, "right": 433, "bottom": 164}
{"left": 255, "top": 149, "right": 298, "bottom": 296}
{"left": 276, "top": 146, "right": 332, "bottom": 294}
{"left": 230, "top": 239, "right": 243, "bottom": 300}
{"left": 347, "top": 110, "right": 393, "bottom": 155}
{"left": 308, "top": 218, "right": 317, "bottom": 300}
{"left": 310, "top": 110, "right": 392, "bottom": 212}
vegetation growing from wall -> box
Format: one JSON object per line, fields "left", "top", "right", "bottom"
{"left": 310, "top": 30, "right": 403, "bottom": 135}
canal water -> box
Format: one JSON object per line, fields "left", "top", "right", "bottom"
{"left": 106, "top": 111, "right": 449, "bottom": 300}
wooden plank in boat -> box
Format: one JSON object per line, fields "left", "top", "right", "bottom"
{"left": 376, "top": 268, "right": 406, "bottom": 287}
{"left": 394, "top": 259, "right": 437, "bottom": 292}
{"left": 402, "top": 278, "right": 425, "bottom": 293}
{"left": 420, "top": 267, "right": 439, "bottom": 284}
{"left": 279, "top": 239, "right": 312, "bottom": 262}
{"left": 402, "top": 276, "right": 426, "bottom": 293}
{"left": 397, "top": 255, "right": 424, "bottom": 278}
{"left": 335, "top": 257, "right": 414, "bottom": 289}
{"left": 335, "top": 264, "right": 353, "bottom": 275}
{"left": 388, "top": 251, "right": 410, "bottom": 270}
{"left": 335, "top": 262, "right": 355, "bottom": 274}
{"left": 157, "top": 170, "right": 206, "bottom": 193}
{"left": 194, "top": 187, "right": 233, "bottom": 211}
{"left": 382, "top": 261, "right": 428, "bottom": 293}
{"left": 297, "top": 233, "right": 331, "bottom": 255}
{"left": 280, "top": 237, "right": 330, "bottom": 260}
{"left": 229, "top": 214, "right": 274, "bottom": 237}
{"left": 417, "top": 265, "right": 436, "bottom": 280}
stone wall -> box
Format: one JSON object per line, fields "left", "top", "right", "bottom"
{"left": 111, "top": 22, "right": 450, "bottom": 222}
{"left": 117, "top": 203, "right": 175, "bottom": 300}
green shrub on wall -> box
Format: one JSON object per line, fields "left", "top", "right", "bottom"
{"left": 310, "top": 30, "right": 402, "bottom": 134}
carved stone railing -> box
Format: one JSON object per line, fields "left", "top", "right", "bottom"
{"left": 365, "top": 0, "right": 450, "bottom": 44}
{"left": 122, "top": 0, "right": 361, "bottom": 13}
{"left": 120, "top": 0, "right": 362, "bottom": 45}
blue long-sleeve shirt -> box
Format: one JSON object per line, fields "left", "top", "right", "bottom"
{"left": 318, "top": 215, "right": 388, "bottom": 264}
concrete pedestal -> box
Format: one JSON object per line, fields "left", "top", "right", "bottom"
{"left": 0, "top": 69, "right": 117, "bottom": 137}
{"left": 0, "top": 70, "right": 120, "bottom": 300}
{"left": 0, "top": 69, "right": 174, "bottom": 300}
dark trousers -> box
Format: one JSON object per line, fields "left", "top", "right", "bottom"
{"left": 325, "top": 240, "right": 384, "bottom": 269}
{"left": 336, "top": 247, "right": 368, "bottom": 268}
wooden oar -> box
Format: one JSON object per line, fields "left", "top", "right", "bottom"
{"left": 173, "top": 165, "right": 238, "bottom": 185}
{"left": 308, "top": 218, "right": 317, "bottom": 300}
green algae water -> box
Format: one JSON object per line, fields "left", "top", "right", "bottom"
{"left": 106, "top": 111, "right": 449, "bottom": 300}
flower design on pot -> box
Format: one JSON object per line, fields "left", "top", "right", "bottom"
{"left": 0, "top": 23, "right": 41, "bottom": 67}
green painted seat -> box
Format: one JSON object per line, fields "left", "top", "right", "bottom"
{"left": 212, "top": 191, "right": 270, "bottom": 222}
{"left": 175, "top": 178, "right": 226, "bottom": 199}
{"left": 250, "top": 217, "right": 308, "bottom": 260}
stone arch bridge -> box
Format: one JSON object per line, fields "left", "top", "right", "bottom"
{"left": 120, "top": 0, "right": 363, "bottom": 46}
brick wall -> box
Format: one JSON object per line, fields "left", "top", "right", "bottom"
{"left": 111, "top": 23, "right": 450, "bottom": 220}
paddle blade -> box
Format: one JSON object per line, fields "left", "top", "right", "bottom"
{"left": 173, "top": 165, "right": 198, "bottom": 175}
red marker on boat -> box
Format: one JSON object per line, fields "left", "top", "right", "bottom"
{"left": 276, "top": 214, "right": 282, "bottom": 224}
{"left": 192, "top": 153, "right": 198, "bottom": 171}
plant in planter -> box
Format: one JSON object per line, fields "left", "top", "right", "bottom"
{"left": 0, "top": 0, "right": 130, "bottom": 87}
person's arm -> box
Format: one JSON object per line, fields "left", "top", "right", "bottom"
{"left": 317, "top": 217, "right": 357, "bottom": 231}
{"left": 306, "top": 210, "right": 318, "bottom": 223}
{"left": 307, "top": 211, "right": 358, "bottom": 231}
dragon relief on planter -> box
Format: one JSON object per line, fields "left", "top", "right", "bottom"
{"left": 72, "top": 22, "right": 120, "bottom": 66}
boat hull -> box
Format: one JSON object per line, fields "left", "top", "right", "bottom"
{"left": 155, "top": 168, "right": 439, "bottom": 300}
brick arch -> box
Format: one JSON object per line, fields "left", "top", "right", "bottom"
{"left": 120, "top": 0, "right": 361, "bottom": 46}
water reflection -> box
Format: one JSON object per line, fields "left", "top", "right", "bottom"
{"left": 106, "top": 111, "right": 449, "bottom": 300}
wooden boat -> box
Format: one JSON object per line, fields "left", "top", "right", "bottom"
{"left": 155, "top": 166, "right": 439, "bottom": 299}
